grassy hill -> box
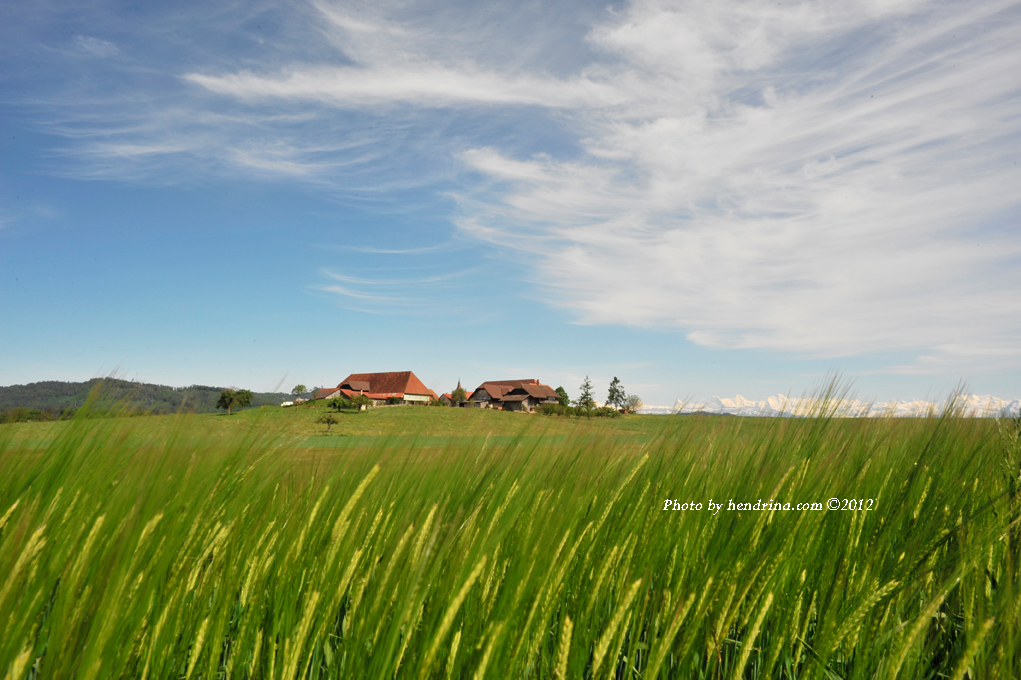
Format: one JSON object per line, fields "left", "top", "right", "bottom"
{"left": 0, "top": 397, "right": 725, "bottom": 447}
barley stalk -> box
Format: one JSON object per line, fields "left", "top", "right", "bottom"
{"left": 730, "top": 592, "right": 773, "bottom": 680}
{"left": 592, "top": 578, "right": 642, "bottom": 677}
{"left": 554, "top": 616, "right": 573, "bottom": 679}
{"left": 421, "top": 555, "right": 487, "bottom": 677}
{"left": 950, "top": 617, "right": 995, "bottom": 680}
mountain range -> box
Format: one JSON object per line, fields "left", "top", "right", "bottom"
{"left": 640, "top": 394, "right": 1021, "bottom": 417}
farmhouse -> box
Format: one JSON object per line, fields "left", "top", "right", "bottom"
{"left": 333, "top": 371, "right": 438, "bottom": 406}
{"left": 314, "top": 387, "right": 342, "bottom": 401}
{"left": 438, "top": 380, "right": 469, "bottom": 407}
{"left": 469, "top": 379, "right": 560, "bottom": 412}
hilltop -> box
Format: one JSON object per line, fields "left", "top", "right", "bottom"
{"left": 0, "top": 378, "right": 287, "bottom": 417}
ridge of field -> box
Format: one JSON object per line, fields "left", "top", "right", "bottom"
{"left": 1, "top": 398, "right": 1019, "bottom": 678}
{"left": 0, "top": 399, "right": 673, "bottom": 449}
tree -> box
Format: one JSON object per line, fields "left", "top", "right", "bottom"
{"left": 451, "top": 384, "right": 467, "bottom": 404}
{"left": 623, "top": 394, "right": 644, "bottom": 414}
{"left": 291, "top": 384, "right": 307, "bottom": 402}
{"left": 235, "top": 389, "right": 253, "bottom": 411}
{"left": 555, "top": 386, "right": 570, "bottom": 407}
{"left": 328, "top": 396, "right": 352, "bottom": 412}
{"left": 352, "top": 394, "right": 372, "bottom": 410}
{"left": 317, "top": 413, "right": 339, "bottom": 432}
{"left": 216, "top": 388, "right": 251, "bottom": 415}
{"left": 574, "top": 376, "right": 595, "bottom": 414}
{"left": 607, "top": 377, "right": 625, "bottom": 411}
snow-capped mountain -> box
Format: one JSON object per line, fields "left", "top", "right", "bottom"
{"left": 639, "top": 394, "right": 1021, "bottom": 417}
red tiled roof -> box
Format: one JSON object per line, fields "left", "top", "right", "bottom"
{"left": 315, "top": 387, "right": 340, "bottom": 399}
{"left": 518, "top": 384, "right": 558, "bottom": 399}
{"left": 469, "top": 383, "right": 511, "bottom": 400}
{"left": 337, "top": 371, "right": 438, "bottom": 399}
{"left": 340, "top": 380, "right": 371, "bottom": 392}
{"left": 472, "top": 380, "right": 557, "bottom": 402}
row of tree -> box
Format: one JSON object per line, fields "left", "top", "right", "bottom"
{"left": 569, "top": 376, "right": 643, "bottom": 414}
{"left": 270, "top": 377, "right": 644, "bottom": 417}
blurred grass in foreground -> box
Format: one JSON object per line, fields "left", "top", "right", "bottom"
{"left": 1, "top": 394, "right": 1019, "bottom": 679}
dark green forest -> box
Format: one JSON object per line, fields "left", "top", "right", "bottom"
{"left": 0, "top": 378, "right": 288, "bottom": 422}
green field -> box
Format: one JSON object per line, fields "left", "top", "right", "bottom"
{"left": 1, "top": 400, "right": 1019, "bottom": 679}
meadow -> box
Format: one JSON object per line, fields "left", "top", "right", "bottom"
{"left": 1, "top": 397, "right": 1019, "bottom": 679}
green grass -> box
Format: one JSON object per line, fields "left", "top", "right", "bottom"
{"left": 1, "top": 398, "right": 1019, "bottom": 679}
{"left": 0, "top": 400, "right": 663, "bottom": 446}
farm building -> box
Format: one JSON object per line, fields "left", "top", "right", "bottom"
{"left": 314, "top": 387, "right": 341, "bottom": 400}
{"left": 468, "top": 379, "right": 560, "bottom": 412}
{"left": 332, "top": 371, "right": 438, "bottom": 406}
{"left": 439, "top": 380, "right": 470, "bottom": 407}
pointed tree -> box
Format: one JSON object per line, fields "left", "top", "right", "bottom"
{"left": 607, "top": 377, "right": 625, "bottom": 410}
{"left": 575, "top": 376, "right": 595, "bottom": 413}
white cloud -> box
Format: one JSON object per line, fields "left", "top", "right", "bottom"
{"left": 76, "top": 36, "right": 119, "bottom": 57}
{"left": 29, "top": 0, "right": 1021, "bottom": 370}
{"left": 184, "top": 64, "right": 620, "bottom": 108}
{"left": 450, "top": 0, "right": 1021, "bottom": 367}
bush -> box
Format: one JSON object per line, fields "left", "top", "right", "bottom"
{"left": 328, "top": 396, "right": 352, "bottom": 412}
{"left": 386, "top": 396, "right": 402, "bottom": 405}
{"left": 539, "top": 403, "right": 577, "bottom": 417}
{"left": 1, "top": 407, "right": 59, "bottom": 423}
{"left": 592, "top": 406, "right": 621, "bottom": 418}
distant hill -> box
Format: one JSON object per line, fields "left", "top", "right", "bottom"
{"left": 0, "top": 378, "right": 289, "bottom": 416}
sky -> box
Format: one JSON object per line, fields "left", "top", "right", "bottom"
{"left": 1, "top": 0, "right": 1019, "bottom": 408}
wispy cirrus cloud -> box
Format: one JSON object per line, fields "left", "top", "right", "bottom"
{"left": 12, "top": 0, "right": 1021, "bottom": 373}
{"left": 315, "top": 266, "right": 480, "bottom": 316}
{"left": 443, "top": 0, "right": 1021, "bottom": 369}
{"left": 75, "top": 36, "right": 119, "bottom": 58}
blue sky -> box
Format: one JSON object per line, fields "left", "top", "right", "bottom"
{"left": 2, "top": 0, "right": 1019, "bottom": 408}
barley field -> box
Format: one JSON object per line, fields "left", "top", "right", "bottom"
{"left": 1, "top": 399, "right": 1019, "bottom": 679}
